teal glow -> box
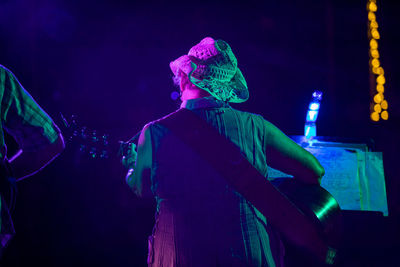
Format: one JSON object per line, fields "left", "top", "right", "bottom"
{"left": 306, "top": 110, "right": 318, "bottom": 122}
{"left": 304, "top": 123, "right": 316, "bottom": 138}
{"left": 304, "top": 91, "right": 322, "bottom": 137}
{"left": 315, "top": 197, "right": 338, "bottom": 220}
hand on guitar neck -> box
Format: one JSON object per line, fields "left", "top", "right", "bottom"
{"left": 120, "top": 142, "right": 137, "bottom": 170}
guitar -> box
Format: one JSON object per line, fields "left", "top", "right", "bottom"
{"left": 60, "top": 114, "right": 139, "bottom": 167}
{"left": 61, "top": 113, "right": 342, "bottom": 264}
{"left": 157, "top": 108, "right": 341, "bottom": 265}
{"left": 271, "top": 177, "right": 342, "bottom": 266}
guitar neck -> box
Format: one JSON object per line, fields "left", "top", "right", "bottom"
{"left": 61, "top": 114, "right": 139, "bottom": 160}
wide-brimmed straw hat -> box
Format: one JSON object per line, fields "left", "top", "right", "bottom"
{"left": 170, "top": 37, "right": 249, "bottom": 103}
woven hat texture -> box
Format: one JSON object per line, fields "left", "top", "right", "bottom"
{"left": 170, "top": 37, "right": 248, "bottom": 103}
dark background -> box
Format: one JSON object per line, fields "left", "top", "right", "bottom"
{"left": 1, "top": 0, "right": 399, "bottom": 266}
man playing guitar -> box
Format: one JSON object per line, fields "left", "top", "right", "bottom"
{"left": 124, "top": 37, "right": 337, "bottom": 266}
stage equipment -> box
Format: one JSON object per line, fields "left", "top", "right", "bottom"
{"left": 304, "top": 91, "right": 322, "bottom": 139}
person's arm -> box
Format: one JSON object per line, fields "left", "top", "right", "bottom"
{"left": 1, "top": 65, "right": 65, "bottom": 180}
{"left": 126, "top": 124, "right": 153, "bottom": 198}
{"left": 264, "top": 120, "right": 324, "bottom": 184}
{"left": 9, "top": 133, "right": 64, "bottom": 180}
{"left": 259, "top": 120, "right": 334, "bottom": 263}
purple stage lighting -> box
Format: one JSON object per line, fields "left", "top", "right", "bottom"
{"left": 171, "top": 91, "right": 180, "bottom": 101}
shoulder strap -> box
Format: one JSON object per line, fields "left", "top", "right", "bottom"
{"left": 158, "top": 108, "right": 268, "bottom": 191}
{"left": 157, "top": 108, "right": 330, "bottom": 263}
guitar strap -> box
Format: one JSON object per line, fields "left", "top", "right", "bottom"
{"left": 158, "top": 108, "right": 330, "bottom": 263}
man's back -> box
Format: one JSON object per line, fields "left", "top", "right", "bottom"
{"left": 135, "top": 97, "right": 284, "bottom": 267}
{"left": 127, "top": 37, "right": 327, "bottom": 266}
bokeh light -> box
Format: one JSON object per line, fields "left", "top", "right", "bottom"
{"left": 376, "top": 75, "right": 386, "bottom": 85}
{"left": 370, "top": 112, "right": 380, "bottom": 121}
{"left": 368, "top": 0, "right": 388, "bottom": 122}
{"left": 373, "top": 93, "right": 383, "bottom": 104}
{"left": 370, "top": 39, "right": 378, "bottom": 49}
{"left": 381, "top": 100, "right": 388, "bottom": 109}
{"left": 373, "top": 104, "right": 382, "bottom": 113}
{"left": 381, "top": 110, "right": 388, "bottom": 120}
{"left": 368, "top": 2, "right": 377, "bottom": 12}
{"left": 371, "top": 29, "right": 380, "bottom": 39}
{"left": 370, "top": 49, "right": 379, "bottom": 58}
{"left": 376, "top": 84, "right": 384, "bottom": 93}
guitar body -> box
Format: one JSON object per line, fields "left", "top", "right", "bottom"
{"left": 271, "top": 178, "right": 342, "bottom": 266}
{"left": 62, "top": 112, "right": 342, "bottom": 265}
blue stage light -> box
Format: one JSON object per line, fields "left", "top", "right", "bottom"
{"left": 306, "top": 110, "right": 319, "bottom": 122}
{"left": 309, "top": 102, "right": 320, "bottom": 111}
{"left": 304, "top": 124, "right": 316, "bottom": 139}
{"left": 313, "top": 91, "right": 323, "bottom": 100}
{"left": 305, "top": 91, "right": 322, "bottom": 138}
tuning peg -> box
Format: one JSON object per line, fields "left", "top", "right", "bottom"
{"left": 89, "top": 147, "right": 97, "bottom": 158}
{"left": 70, "top": 115, "right": 78, "bottom": 129}
{"left": 80, "top": 127, "right": 87, "bottom": 139}
{"left": 91, "top": 130, "right": 98, "bottom": 143}
{"left": 102, "top": 134, "right": 109, "bottom": 146}
{"left": 79, "top": 144, "right": 86, "bottom": 152}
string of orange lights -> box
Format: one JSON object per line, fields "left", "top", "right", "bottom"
{"left": 368, "top": 0, "right": 388, "bottom": 121}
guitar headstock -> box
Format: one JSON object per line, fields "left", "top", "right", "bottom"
{"left": 60, "top": 113, "right": 125, "bottom": 159}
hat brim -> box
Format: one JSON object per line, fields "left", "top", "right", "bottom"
{"left": 170, "top": 55, "right": 193, "bottom": 76}
{"left": 188, "top": 63, "right": 249, "bottom": 103}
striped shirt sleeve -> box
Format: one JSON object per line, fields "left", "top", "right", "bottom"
{"left": 0, "top": 66, "right": 60, "bottom": 154}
